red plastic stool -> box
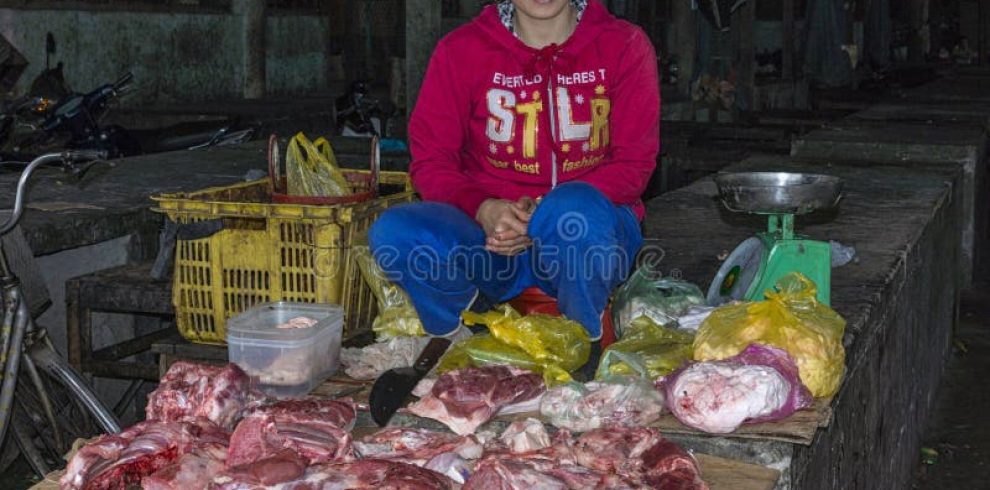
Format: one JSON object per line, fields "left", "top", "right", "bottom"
{"left": 507, "top": 287, "right": 617, "bottom": 349}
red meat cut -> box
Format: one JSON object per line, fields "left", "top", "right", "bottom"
{"left": 141, "top": 441, "right": 228, "bottom": 490}
{"left": 353, "top": 427, "right": 483, "bottom": 466}
{"left": 463, "top": 427, "right": 709, "bottom": 490}
{"left": 226, "top": 399, "right": 357, "bottom": 467}
{"left": 407, "top": 365, "right": 545, "bottom": 435}
{"left": 60, "top": 418, "right": 228, "bottom": 490}
{"left": 147, "top": 362, "right": 257, "bottom": 430}
{"left": 209, "top": 459, "right": 457, "bottom": 490}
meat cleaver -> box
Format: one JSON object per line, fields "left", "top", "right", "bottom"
{"left": 369, "top": 337, "right": 451, "bottom": 426}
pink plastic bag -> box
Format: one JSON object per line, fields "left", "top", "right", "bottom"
{"left": 658, "top": 344, "right": 813, "bottom": 433}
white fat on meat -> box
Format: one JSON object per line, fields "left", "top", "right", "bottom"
{"left": 352, "top": 428, "right": 482, "bottom": 466}
{"left": 498, "top": 418, "right": 552, "bottom": 454}
{"left": 146, "top": 362, "right": 257, "bottom": 431}
{"left": 666, "top": 362, "right": 790, "bottom": 433}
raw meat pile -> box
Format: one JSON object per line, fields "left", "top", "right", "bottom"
{"left": 408, "top": 365, "right": 546, "bottom": 435}
{"left": 60, "top": 362, "right": 397, "bottom": 490}
{"left": 213, "top": 458, "right": 457, "bottom": 489}
{"left": 659, "top": 343, "right": 813, "bottom": 433}
{"left": 60, "top": 418, "right": 229, "bottom": 490}
{"left": 147, "top": 362, "right": 258, "bottom": 431}
{"left": 227, "top": 399, "right": 357, "bottom": 466}
{"left": 465, "top": 426, "right": 708, "bottom": 489}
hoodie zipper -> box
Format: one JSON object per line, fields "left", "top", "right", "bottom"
{"left": 546, "top": 60, "right": 559, "bottom": 189}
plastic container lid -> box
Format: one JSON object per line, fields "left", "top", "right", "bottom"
{"left": 226, "top": 301, "right": 344, "bottom": 346}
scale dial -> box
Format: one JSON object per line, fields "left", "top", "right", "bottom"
{"left": 707, "top": 237, "right": 765, "bottom": 305}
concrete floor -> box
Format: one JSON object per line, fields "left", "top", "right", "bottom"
{"left": 912, "top": 286, "right": 990, "bottom": 487}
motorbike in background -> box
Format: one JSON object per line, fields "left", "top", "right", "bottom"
{"left": 335, "top": 80, "right": 396, "bottom": 138}
{"left": 1, "top": 72, "right": 255, "bottom": 164}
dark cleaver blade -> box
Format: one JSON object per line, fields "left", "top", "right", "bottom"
{"left": 369, "top": 337, "right": 451, "bottom": 427}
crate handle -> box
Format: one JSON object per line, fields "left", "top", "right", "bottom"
{"left": 369, "top": 135, "right": 380, "bottom": 197}
{"left": 268, "top": 133, "right": 283, "bottom": 194}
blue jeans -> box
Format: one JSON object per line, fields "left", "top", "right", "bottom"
{"left": 368, "top": 182, "right": 643, "bottom": 340}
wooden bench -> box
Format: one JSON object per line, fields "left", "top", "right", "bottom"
{"left": 66, "top": 263, "right": 176, "bottom": 380}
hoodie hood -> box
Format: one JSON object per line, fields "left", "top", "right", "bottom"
{"left": 477, "top": 0, "right": 612, "bottom": 76}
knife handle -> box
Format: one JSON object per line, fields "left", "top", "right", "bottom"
{"left": 414, "top": 337, "right": 452, "bottom": 373}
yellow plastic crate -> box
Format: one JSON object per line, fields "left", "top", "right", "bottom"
{"left": 152, "top": 171, "right": 413, "bottom": 344}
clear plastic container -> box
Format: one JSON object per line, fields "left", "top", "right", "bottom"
{"left": 226, "top": 301, "right": 344, "bottom": 398}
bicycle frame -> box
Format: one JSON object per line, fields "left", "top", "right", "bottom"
{"left": 0, "top": 151, "right": 120, "bottom": 454}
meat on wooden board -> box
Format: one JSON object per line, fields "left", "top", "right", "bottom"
{"left": 407, "top": 365, "right": 546, "bottom": 435}
{"left": 463, "top": 427, "right": 708, "bottom": 490}
{"left": 147, "top": 362, "right": 258, "bottom": 431}
{"left": 60, "top": 418, "right": 229, "bottom": 490}
{"left": 353, "top": 428, "right": 482, "bottom": 465}
{"left": 210, "top": 459, "right": 457, "bottom": 490}
{"left": 226, "top": 399, "right": 357, "bottom": 467}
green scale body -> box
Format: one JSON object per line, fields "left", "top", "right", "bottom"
{"left": 712, "top": 213, "right": 832, "bottom": 306}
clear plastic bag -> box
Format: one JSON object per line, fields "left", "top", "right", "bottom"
{"left": 438, "top": 306, "right": 591, "bottom": 385}
{"left": 596, "top": 317, "right": 694, "bottom": 380}
{"left": 539, "top": 376, "right": 665, "bottom": 432}
{"left": 353, "top": 237, "right": 425, "bottom": 339}
{"left": 285, "top": 132, "right": 351, "bottom": 197}
{"left": 659, "top": 343, "right": 813, "bottom": 433}
{"left": 611, "top": 266, "right": 706, "bottom": 338}
{"left": 693, "top": 273, "right": 846, "bottom": 397}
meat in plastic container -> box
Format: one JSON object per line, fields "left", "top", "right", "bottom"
{"left": 226, "top": 301, "right": 344, "bottom": 398}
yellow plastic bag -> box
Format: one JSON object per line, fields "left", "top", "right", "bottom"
{"left": 596, "top": 316, "right": 694, "bottom": 380}
{"left": 439, "top": 305, "right": 591, "bottom": 385}
{"left": 693, "top": 273, "right": 846, "bottom": 397}
{"left": 352, "top": 237, "right": 425, "bottom": 339}
{"left": 286, "top": 132, "right": 351, "bottom": 197}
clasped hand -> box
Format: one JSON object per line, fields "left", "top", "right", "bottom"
{"left": 475, "top": 197, "right": 537, "bottom": 256}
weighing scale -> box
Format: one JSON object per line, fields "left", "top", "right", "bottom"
{"left": 707, "top": 172, "right": 844, "bottom": 306}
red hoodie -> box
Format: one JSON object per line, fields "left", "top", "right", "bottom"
{"left": 408, "top": 0, "right": 660, "bottom": 220}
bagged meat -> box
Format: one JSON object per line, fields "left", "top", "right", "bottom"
{"left": 227, "top": 399, "right": 357, "bottom": 467}
{"left": 353, "top": 428, "right": 482, "bottom": 465}
{"left": 693, "top": 272, "right": 846, "bottom": 397}
{"left": 147, "top": 362, "right": 257, "bottom": 430}
{"left": 211, "top": 459, "right": 457, "bottom": 490}
{"left": 341, "top": 336, "right": 430, "bottom": 380}
{"left": 611, "top": 266, "right": 706, "bottom": 337}
{"left": 596, "top": 317, "right": 695, "bottom": 379}
{"left": 407, "top": 365, "right": 545, "bottom": 435}
{"left": 540, "top": 376, "right": 665, "bottom": 432}
{"left": 660, "top": 343, "right": 813, "bottom": 433}
{"left": 61, "top": 418, "right": 228, "bottom": 490}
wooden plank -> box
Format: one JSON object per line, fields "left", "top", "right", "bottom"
{"left": 697, "top": 453, "right": 780, "bottom": 490}
{"left": 33, "top": 452, "right": 779, "bottom": 490}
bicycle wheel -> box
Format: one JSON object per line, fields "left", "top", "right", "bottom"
{"left": 7, "top": 341, "right": 121, "bottom": 478}
{"left": 11, "top": 356, "right": 103, "bottom": 476}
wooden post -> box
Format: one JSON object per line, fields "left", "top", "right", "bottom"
{"left": 909, "top": 0, "right": 929, "bottom": 63}
{"left": 233, "top": 0, "right": 266, "bottom": 99}
{"left": 671, "top": 0, "right": 696, "bottom": 96}
{"left": 782, "top": 0, "right": 795, "bottom": 79}
{"left": 735, "top": 0, "right": 756, "bottom": 111}
{"left": 406, "top": 0, "right": 442, "bottom": 113}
